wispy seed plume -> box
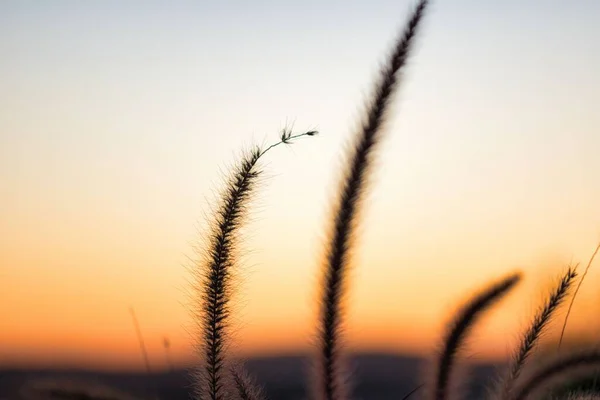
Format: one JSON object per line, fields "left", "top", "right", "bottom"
{"left": 192, "top": 130, "right": 316, "bottom": 400}
{"left": 558, "top": 242, "right": 600, "bottom": 349}
{"left": 432, "top": 273, "right": 521, "bottom": 400}
{"left": 316, "top": 1, "right": 429, "bottom": 399}
{"left": 499, "top": 267, "right": 578, "bottom": 400}
{"left": 511, "top": 350, "right": 600, "bottom": 400}
{"left": 230, "top": 365, "right": 266, "bottom": 400}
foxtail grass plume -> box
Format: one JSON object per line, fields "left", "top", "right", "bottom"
{"left": 192, "top": 129, "right": 316, "bottom": 400}
{"left": 511, "top": 351, "right": 600, "bottom": 400}
{"left": 498, "top": 267, "right": 578, "bottom": 400}
{"left": 316, "top": 1, "right": 429, "bottom": 399}
{"left": 230, "top": 364, "right": 266, "bottom": 400}
{"left": 431, "top": 273, "right": 521, "bottom": 400}
{"left": 558, "top": 242, "right": 600, "bottom": 349}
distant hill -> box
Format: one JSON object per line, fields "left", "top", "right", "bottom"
{"left": 0, "top": 353, "right": 500, "bottom": 400}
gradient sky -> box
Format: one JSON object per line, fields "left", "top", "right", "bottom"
{"left": 1, "top": 0, "right": 600, "bottom": 371}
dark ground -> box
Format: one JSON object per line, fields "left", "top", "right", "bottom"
{"left": 0, "top": 353, "right": 500, "bottom": 400}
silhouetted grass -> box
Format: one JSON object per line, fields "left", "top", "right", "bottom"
{"left": 401, "top": 383, "right": 425, "bottom": 400}
{"left": 498, "top": 267, "right": 578, "bottom": 400}
{"left": 3, "top": 0, "right": 599, "bottom": 399}
{"left": 181, "top": 1, "right": 600, "bottom": 400}
{"left": 192, "top": 130, "right": 316, "bottom": 400}
{"left": 432, "top": 273, "right": 521, "bottom": 400}
{"left": 195, "top": 146, "right": 261, "bottom": 400}
{"left": 558, "top": 242, "right": 600, "bottom": 349}
{"left": 512, "top": 351, "right": 600, "bottom": 400}
{"left": 565, "top": 394, "right": 600, "bottom": 400}
{"left": 422, "top": 267, "right": 600, "bottom": 400}
{"left": 316, "top": 1, "right": 429, "bottom": 399}
{"left": 129, "top": 307, "right": 152, "bottom": 376}
{"left": 230, "top": 364, "right": 265, "bottom": 400}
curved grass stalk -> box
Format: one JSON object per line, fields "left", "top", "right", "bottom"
{"left": 499, "top": 267, "right": 578, "bottom": 400}
{"left": 432, "top": 273, "right": 521, "bottom": 400}
{"left": 316, "top": 1, "right": 430, "bottom": 399}
{"left": 193, "top": 130, "right": 316, "bottom": 400}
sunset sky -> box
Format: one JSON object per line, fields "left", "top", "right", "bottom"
{"left": 1, "top": 0, "right": 600, "bottom": 371}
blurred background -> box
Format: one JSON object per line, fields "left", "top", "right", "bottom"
{"left": 1, "top": 0, "right": 599, "bottom": 399}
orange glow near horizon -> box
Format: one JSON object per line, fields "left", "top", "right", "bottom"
{"left": 3, "top": 249, "right": 600, "bottom": 372}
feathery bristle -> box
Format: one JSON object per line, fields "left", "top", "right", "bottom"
{"left": 432, "top": 273, "right": 521, "bottom": 400}
{"left": 499, "top": 267, "right": 578, "bottom": 400}
{"left": 316, "top": 1, "right": 429, "bottom": 399}
{"left": 558, "top": 242, "right": 600, "bottom": 349}
{"left": 192, "top": 131, "right": 316, "bottom": 400}
{"left": 230, "top": 365, "right": 266, "bottom": 400}
{"left": 512, "top": 351, "right": 600, "bottom": 400}
{"left": 196, "top": 147, "right": 263, "bottom": 400}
